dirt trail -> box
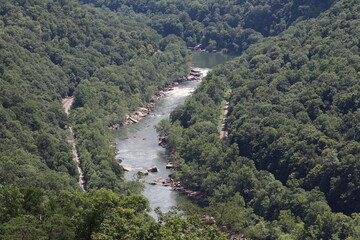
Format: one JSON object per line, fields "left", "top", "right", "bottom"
{"left": 62, "top": 97, "right": 85, "bottom": 191}
{"left": 62, "top": 97, "right": 73, "bottom": 115}
{"left": 220, "top": 102, "right": 229, "bottom": 139}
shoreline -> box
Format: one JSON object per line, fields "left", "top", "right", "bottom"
{"left": 109, "top": 67, "right": 206, "bottom": 130}
{"left": 148, "top": 176, "right": 209, "bottom": 205}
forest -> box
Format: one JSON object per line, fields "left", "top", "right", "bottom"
{"left": 160, "top": 0, "right": 360, "bottom": 239}
{"left": 0, "top": 0, "right": 191, "bottom": 191}
{"left": 0, "top": 0, "right": 359, "bottom": 239}
{"left": 81, "top": 0, "right": 336, "bottom": 53}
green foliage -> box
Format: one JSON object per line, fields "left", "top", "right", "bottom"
{"left": 71, "top": 34, "right": 191, "bottom": 191}
{"left": 0, "top": 0, "right": 191, "bottom": 193}
{"left": 81, "top": 0, "right": 336, "bottom": 53}
{"left": 1, "top": 0, "right": 359, "bottom": 239}
{"left": 0, "top": 187, "right": 226, "bottom": 239}
{"left": 162, "top": 0, "right": 360, "bottom": 239}
{"left": 155, "top": 209, "right": 228, "bottom": 240}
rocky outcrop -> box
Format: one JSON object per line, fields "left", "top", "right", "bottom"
{"left": 150, "top": 175, "right": 208, "bottom": 204}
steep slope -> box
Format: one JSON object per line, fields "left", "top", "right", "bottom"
{"left": 163, "top": 0, "right": 360, "bottom": 238}
{"left": 81, "top": 0, "right": 336, "bottom": 53}
{"left": 0, "top": 0, "right": 225, "bottom": 238}
{"left": 1, "top": 0, "right": 358, "bottom": 238}
{"left": 0, "top": 0, "right": 190, "bottom": 192}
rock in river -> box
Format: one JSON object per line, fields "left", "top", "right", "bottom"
{"left": 166, "top": 162, "right": 174, "bottom": 169}
{"left": 147, "top": 165, "right": 158, "bottom": 173}
{"left": 122, "top": 166, "right": 133, "bottom": 172}
{"left": 137, "top": 170, "right": 149, "bottom": 176}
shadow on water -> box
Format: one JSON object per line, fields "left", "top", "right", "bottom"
{"left": 192, "top": 52, "right": 235, "bottom": 69}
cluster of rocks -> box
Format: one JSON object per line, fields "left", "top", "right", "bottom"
{"left": 135, "top": 165, "right": 159, "bottom": 176}
{"left": 110, "top": 107, "right": 151, "bottom": 130}
{"left": 123, "top": 161, "right": 206, "bottom": 203}
{"left": 178, "top": 69, "right": 203, "bottom": 82}
{"left": 153, "top": 177, "right": 173, "bottom": 186}
{"left": 123, "top": 162, "right": 174, "bottom": 175}
{"left": 109, "top": 68, "right": 202, "bottom": 130}
{"left": 188, "top": 44, "right": 218, "bottom": 53}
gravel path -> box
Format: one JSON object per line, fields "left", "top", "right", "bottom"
{"left": 62, "top": 97, "right": 85, "bottom": 191}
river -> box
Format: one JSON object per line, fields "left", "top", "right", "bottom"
{"left": 113, "top": 52, "right": 233, "bottom": 217}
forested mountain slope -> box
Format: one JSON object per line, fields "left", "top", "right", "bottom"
{"left": 163, "top": 0, "right": 360, "bottom": 239}
{"left": 0, "top": 0, "right": 190, "bottom": 192}
{"left": 81, "top": 0, "right": 336, "bottom": 53}
{"left": 1, "top": 0, "right": 359, "bottom": 239}
{"left": 0, "top": 0, "right": 228, "bottom": 238}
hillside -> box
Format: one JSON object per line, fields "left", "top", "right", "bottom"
{"left": 81, "top": 0, "right": 336, "bottom": 53}
{"left": 0, "top": 0, "right": 190, "bottom": 192}
{"left": 163, "top": 0, "right": 360, "bottom": 239}
{"left": 0, "top": 0, "right": 221, "bottom": 238}
{"left": 0, "top": 0, "right": 359, "bottom": 239}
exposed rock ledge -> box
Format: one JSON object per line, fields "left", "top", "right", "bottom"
{"left": 109, "top": 68, "right": 204, "bottom": 130}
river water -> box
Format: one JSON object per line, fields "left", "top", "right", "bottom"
{"left": 113, "top": 53, "right": 233, "bottom": 217}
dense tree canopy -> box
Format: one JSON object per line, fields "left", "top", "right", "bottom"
{"left": 162, "top": 0, "right": 360, "bottom": 239}
{"left": 0, "top": 0, "right": 191, "bottom": 192}
{"left": 81, "top": 0, "right": 336, "bottom": 53}
{"left": 0, "top": 0, "right": 359, "bottom": 238}
{"left": 0, "top": 186, "right": 226, "bottom": 239}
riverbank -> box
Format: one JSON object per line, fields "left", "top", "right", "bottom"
{"left": 188, "top": 44, "right": 221, "bottom": 54}
{"left": 109, "top": 67, "right": 206, "bottom": 130}
{"left": 113, "top": 52, "right": 232, "bottom": 216}
{"left": 147, "top": 176, "right": 209, "bottom": 205}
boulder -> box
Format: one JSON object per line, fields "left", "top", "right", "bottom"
{"left": 137, "top": 170, "right": 149, "bottom": 176}
{"left": 122, "top": 166, "right": 133, "bottom": 172}
{"left": 147, "top": 165, "right": 158, "bottom": 173}
{"left": 155, "top": 177, "right": 172, "bottom": 186}
{"left": 128, "top": 117, "right": 139, "bottom": 123}
{"left": 166, "top": 162, "right": 174, "bottom": 169}
{"left": 190, "top": 72, "right": 201, "bottom": 77}
{"left": 158, "top": 137, "right": 167, "bottom": 147}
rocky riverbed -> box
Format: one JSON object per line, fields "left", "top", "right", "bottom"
{"left": 109, "top": 68, "right": 205, "bottom": 130}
